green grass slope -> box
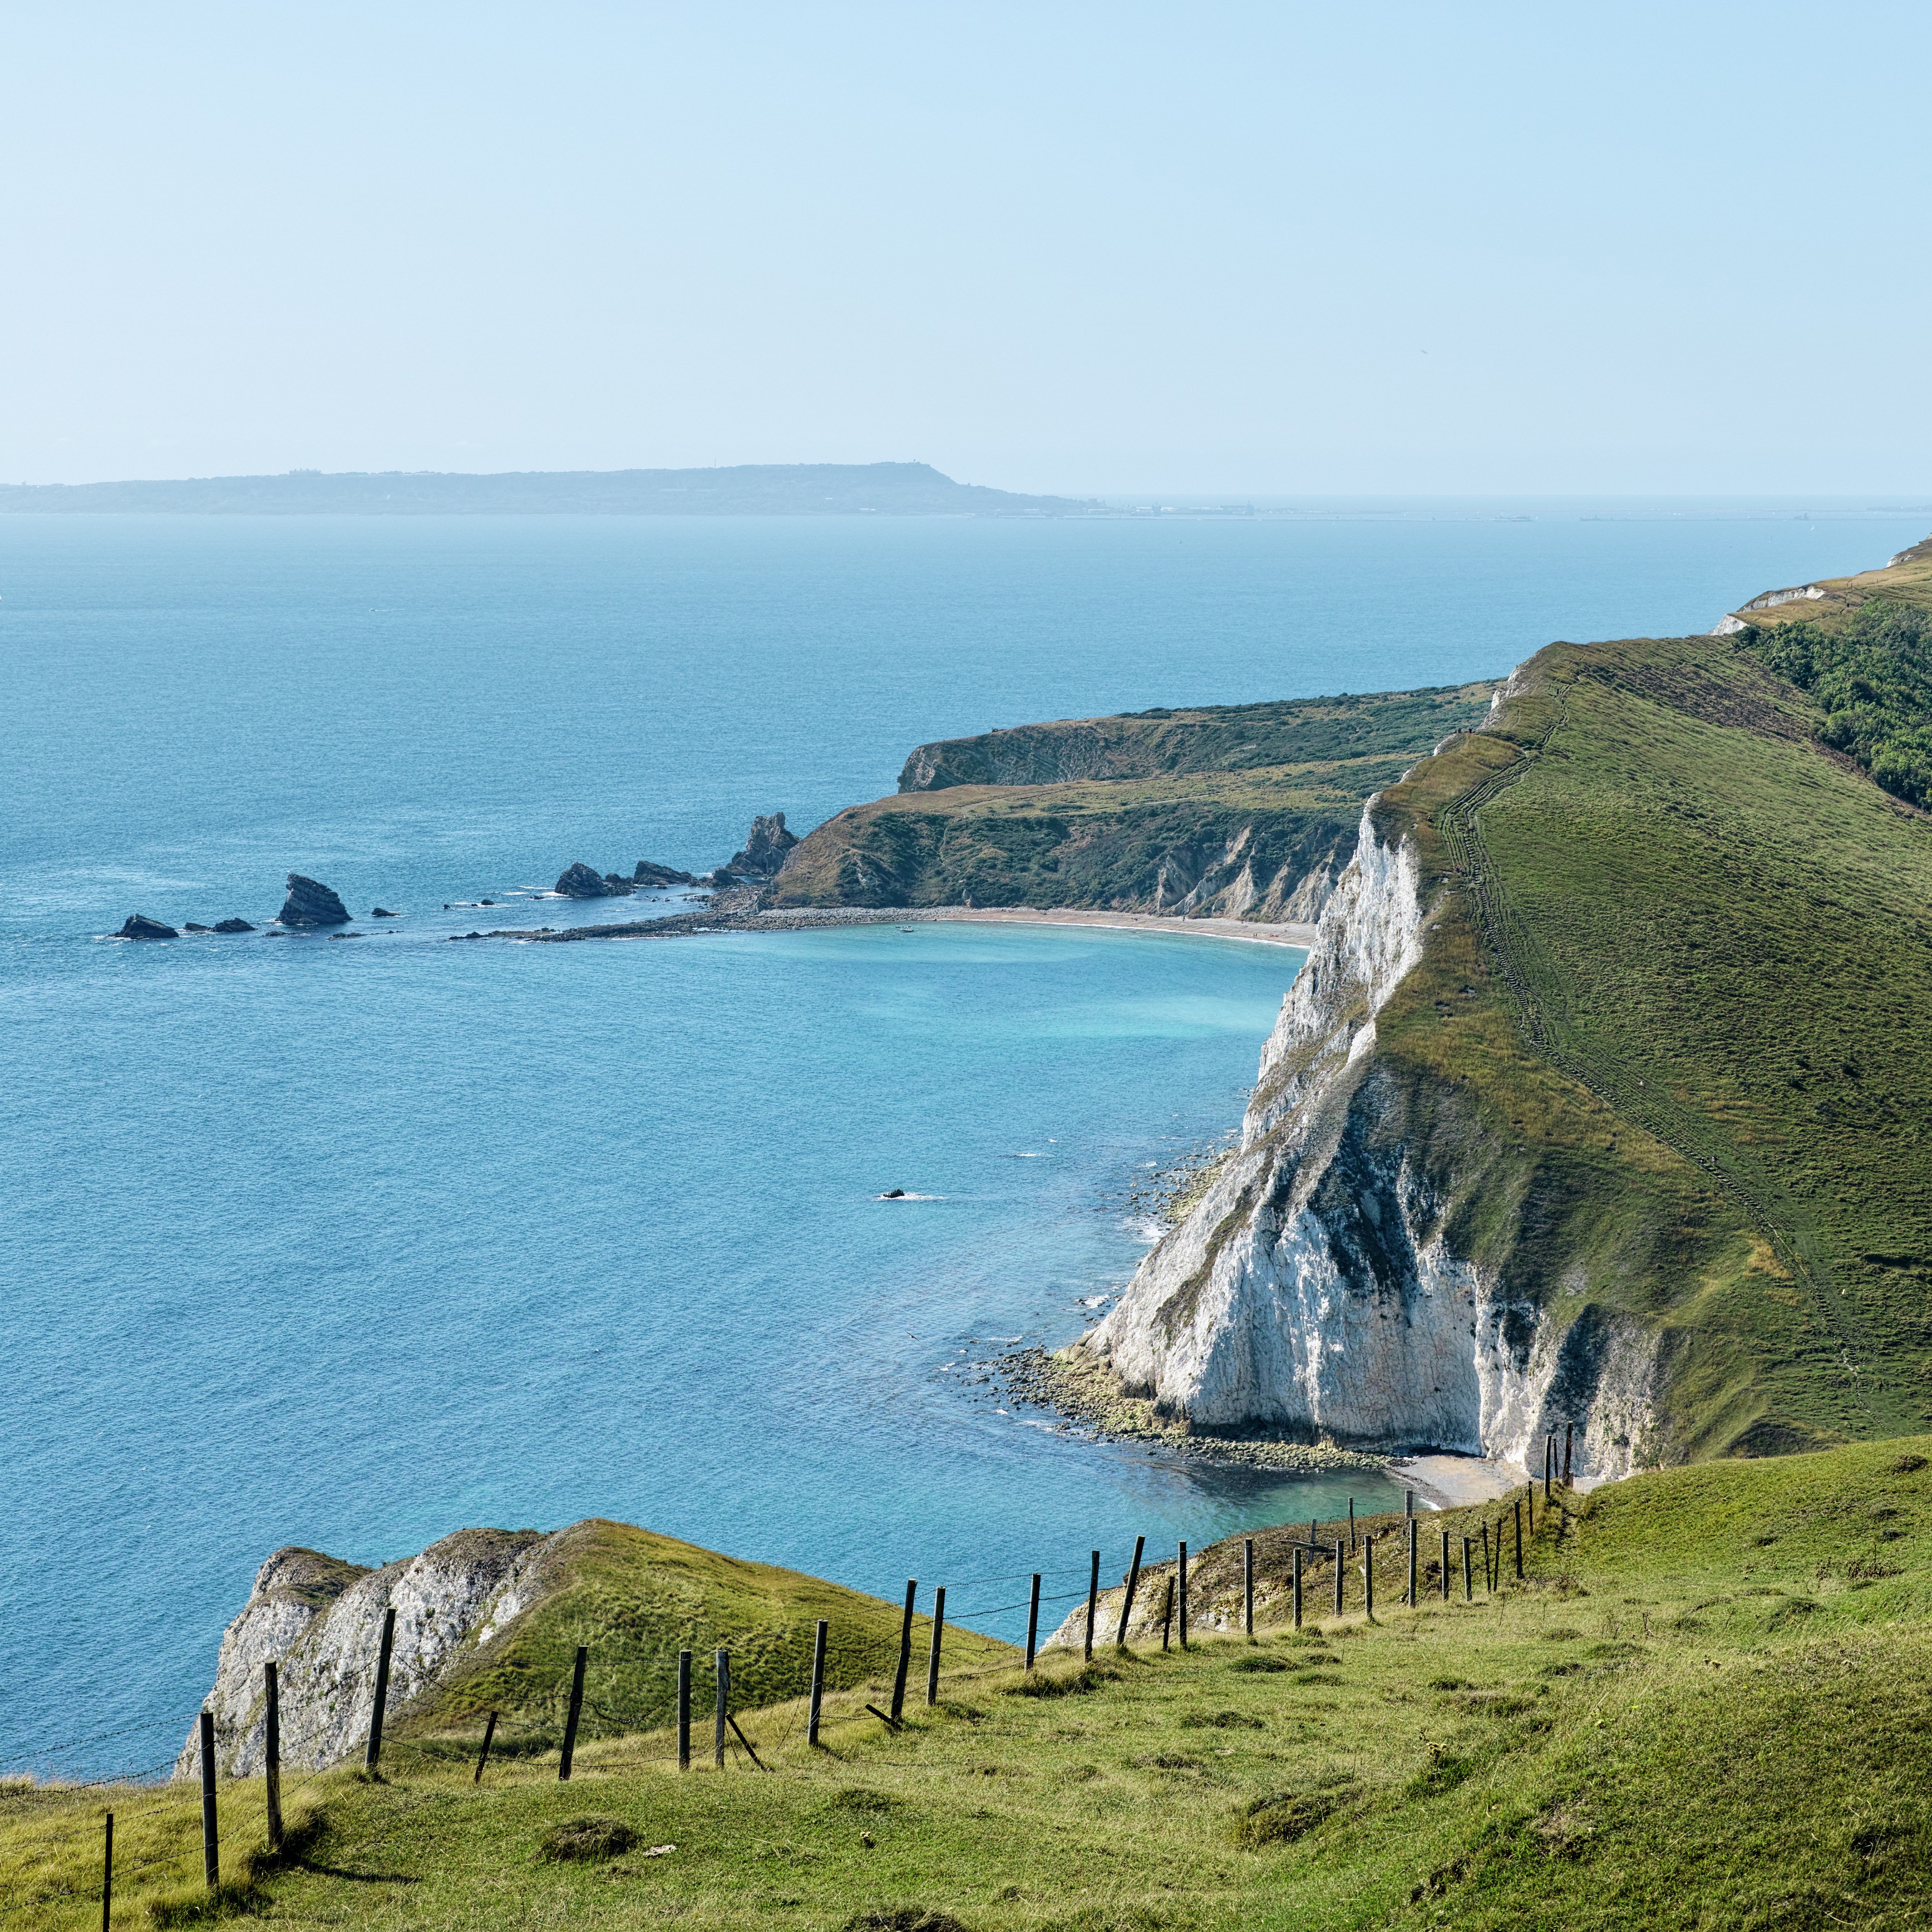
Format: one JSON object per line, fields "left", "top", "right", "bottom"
{"left": 1350, "top": 604, "right": 1932, "bottom": 1460}
{"left": 396, "top": 1522, "right": 1002, "bottom": 1762}
{"left": 12, "top": 1439, "right": 1932, "bottom": 1929}
{"left": 770, "top": 685, "right": 1494, "bottom": 918}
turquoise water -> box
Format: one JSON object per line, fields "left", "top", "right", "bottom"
{"left": 5, "top": 505, "right": 1924, "bottom": 1778}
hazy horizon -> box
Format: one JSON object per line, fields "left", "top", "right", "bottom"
{"left": 5, "top": 2, "right": 1928, "bottom": 496}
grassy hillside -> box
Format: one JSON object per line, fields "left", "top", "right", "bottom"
{"left": 390, "top": 1522, "right": 987, "bottom": 1761}
{"left": 1350, "top": 588, "right": 1932, "bottom": 1459}
{"left": 12, "top": 1438, "right": 1932, "bottom": 1928}
{"left": 896, "top": 688, "right": 1497, "bottom": 792}
{"left": 769, "top": 685, "right": 1494, "bottom": 918}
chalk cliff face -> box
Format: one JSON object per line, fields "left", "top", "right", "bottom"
{"left": 175, "top": 1530, "right": 547, "bottom": 1778}
{"left": 1084, "top": 800, "right": 1661, "bottom": 1482}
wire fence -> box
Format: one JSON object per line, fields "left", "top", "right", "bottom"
{"left": 0, "top": 1476, "right": 1576, "bottom": 1921}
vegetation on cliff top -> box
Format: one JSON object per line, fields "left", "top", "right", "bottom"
{"left": 1343, "top": 539, "right": 1932, "bottom": 1463}
{"left": 770, "top": 685, "right": 1494, "bottom": 918}
{"left": 10, "top": 1437, "right": 1932, "bottom": 1928}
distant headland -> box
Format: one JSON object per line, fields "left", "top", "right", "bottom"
{"left": 0, "top": 460, "right": 1099, "bottom": 517}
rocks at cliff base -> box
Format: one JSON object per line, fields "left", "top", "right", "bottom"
{"left": 633, "top": 859, "right": 699, "bottom": 888}
{"left": 724, "top": 812, "right": 799, "bottom": 879}
{"left": 276, "top": 874, "right": 351, "bottom": 927}
{"left": 554, "top": 861, "right": 637, "bottom": 898}
{"left": 212, "top": 918, "right": 255, "bottom": 933}
{"left": 117, "top": 914, "right": 179, "bottom": 940}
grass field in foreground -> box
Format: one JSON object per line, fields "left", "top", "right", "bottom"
{"left": 8, "top": 1435, "right": 1932, "bottom": 1930}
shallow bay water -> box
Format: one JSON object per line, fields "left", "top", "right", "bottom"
{"left": 4, "top": 504, "right": 1923, "bottom": 1775}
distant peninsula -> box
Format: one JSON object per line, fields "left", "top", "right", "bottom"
{"left": 0, "top": 461, "right": 1098, "bottom": 517}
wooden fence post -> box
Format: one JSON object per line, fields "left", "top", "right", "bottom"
{"left": 1515, "top": 1496, "right": 1524, "bottom": 1579}
{"left": 1116, "top": 1536, "right": 1145, "bottom": 1647}
{"left": 1405, "top": 1488, "right": 1414, "bottom": 1520}
{"left": 1481, "top": 1523, "right": 1492, "bottom": 1592}
{"left": 927, "top": 1590, "right": 945, "bottom": 1705}
{"left": 1364, "top": 1535, "right": 1375, "bottom": 1620}
{"left": 1025, "top": 1574, "right": 1042, "bottom": 1671}
{"left": 1293, "top": 1546, "right": 1303, "bottom": 1630}
{"left": 807, "top": 1620, "right": 829, "bottom": 1747}
{"left": 1440, "top": 1530, "right": 1451, "bottom": 1601}
{"left": 1159, "top": 1574, "right": 1175, "bottom": 1651}
{"left": 890, "top": 1581, "right": 917, "bottom": 1722}
{"left": 365, "top": 1605, "right": 396, "bottom": 1772}
{"left": 100, "top": 1812, "right": 112, "bottom": 1932}
{"left": 677, "top": 1651, "right": 692, "bottom": 1771}
{"left": 1084, "top": 1552, "right": 1099, "bottom": 1662}
{"left": 1564, "top": 1423, "right": 1574, "bottom": 1487}
{"left": 715, "top": 1651, "right": 730, "bottom": 1768}
{"left": 1544, "top": 1434, "right": 1554, "bottom": 1503}
{"left": 1243, "top": 1539, "right": 1255, "bottom": 1639}
{"left": 1407, "top": 1518, "right": 1418, "bottom": 1608}
{"left": 559, "top": 1645, "right": 587, "bottom": 1779}
{"left": 264, "top": 1660, "right": 282, "bottom": 1854}
{"left": 199, "top": 1711, "right": 218, "bottom": 1891}
{"left": 1333, "top": 1539, "right": 1344, "bottom": 1617}
{"left": 1462, "top": 1537, "right": 1473, "bottom": 1603}
{"left": 1178, "top": 1543, "right": 1188, "bottom": 1650}
{"left": 474, "top": 1711, "right": 497, "bottom": 1784}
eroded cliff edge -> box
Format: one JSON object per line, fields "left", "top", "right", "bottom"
{"left": 1080, "top": 598, "right": 1932, "bottom": 1476}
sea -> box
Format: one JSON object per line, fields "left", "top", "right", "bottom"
{"left": 5, "top": 500, "right": 1925, "bottom": 1779}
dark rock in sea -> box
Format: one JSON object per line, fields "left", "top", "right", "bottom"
{"left": 276, "top": 874, "right": 351, "bottom": 927}
{"left": 327, "top": 932, "right": 364, "bottom": 940}
{"left": 554, "top": 861, "right": 629, "bottom": 898}
{"left": 724, "top": 812, "right": 800, "bottom": 879}
{"left": 478, "top": 899, "right": 494, "bottom": 907}
{"left": 633, "top": 859, "right": 699, "bottom": 888}
{"left": 881, "top": 1188, "right": 906, "bottom": 1199}
{"left": 600, "top": 874, "right": 638, "bottom": 895}
{"left": 699, "top": 868, "right": 741, "bottom": 888}
{"left": 184, "top": 922, "right": 212, "bottom": 933}
{"left": 212, "top": 918, "right": 255, "bottom": 933}
{"left": 117, "top": 914, "right": 179, "bottom": 940}
{"left": 371, "top": 907, "right": 397, "bottom": 918}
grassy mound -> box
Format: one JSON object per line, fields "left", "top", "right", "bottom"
{"left": 10, "top": 1438, "right": 1932, "bottom": 1928}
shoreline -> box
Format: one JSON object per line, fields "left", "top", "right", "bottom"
{"left": 504, "top": 903, "right": 1319, "bottom": 948}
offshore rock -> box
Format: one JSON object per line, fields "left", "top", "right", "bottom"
{"left": 554, "top": 861, "right": 632, "bottom": 898}
{"left": 725, "top": 813, "right": 800, "bottom": 879}
{"left": 371, "top": 906, "right": 397, "bottom": 918}
{"left": 212, "top": 918, "right": 255, "bottom": 933}
{"left": 184, "top": 923, "right": 213, "bottom": 933}
{"left": 633, "top": 858, "right": 699, "bottom": 888}
{"left": 117, "top": 914, "right": 178, "bottom": 940}
{"left": 276, "top": 874, "right": 351, "bottom": 926}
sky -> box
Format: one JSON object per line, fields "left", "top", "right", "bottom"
{"left": 3, "top": 2, "right": 1928, "bottom": 496}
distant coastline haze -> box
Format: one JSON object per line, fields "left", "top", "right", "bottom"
{"left": 2, "top": 2, "right": 1927, "bottom": 496}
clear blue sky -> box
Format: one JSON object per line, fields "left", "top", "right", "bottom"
{"left": 5, "top": 2, "right": 1927, "bottom": 494}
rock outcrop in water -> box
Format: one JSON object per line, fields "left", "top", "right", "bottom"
{"left": 633, "top": 859, "right": 699, "bottom": 888}
{"left": 725, "top": 813, "right": 799, "bottom": 879}
{"left": 276, "top": 874, "right": 351, "bottom": 926}
{"left": 117, "top": 914, "right": 178, "bottom": 940}
{"left": 212, "top": 918, "right": 255, "bottom": 933}
{"left": 554, "top": 862, "right": 635, "bottom": 898}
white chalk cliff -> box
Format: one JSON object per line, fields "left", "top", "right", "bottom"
{"left": 174, "top": 1529, "right": 552, "bottom": 1778}
{"left": 1083, "top": 800, "right": 1660, "bottom": 1482}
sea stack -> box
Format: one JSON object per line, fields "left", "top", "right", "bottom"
{"left": 276, "top": 874, "right": 351, "bottom": 927}
{"left": 212, "top": 918, "right": 256, "bottom": 934}
{"left": 116, "top": 914, "right": 178, "bottom": 940}
{"left": 725, "top": 813, "right": 800, "bottom": 879}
